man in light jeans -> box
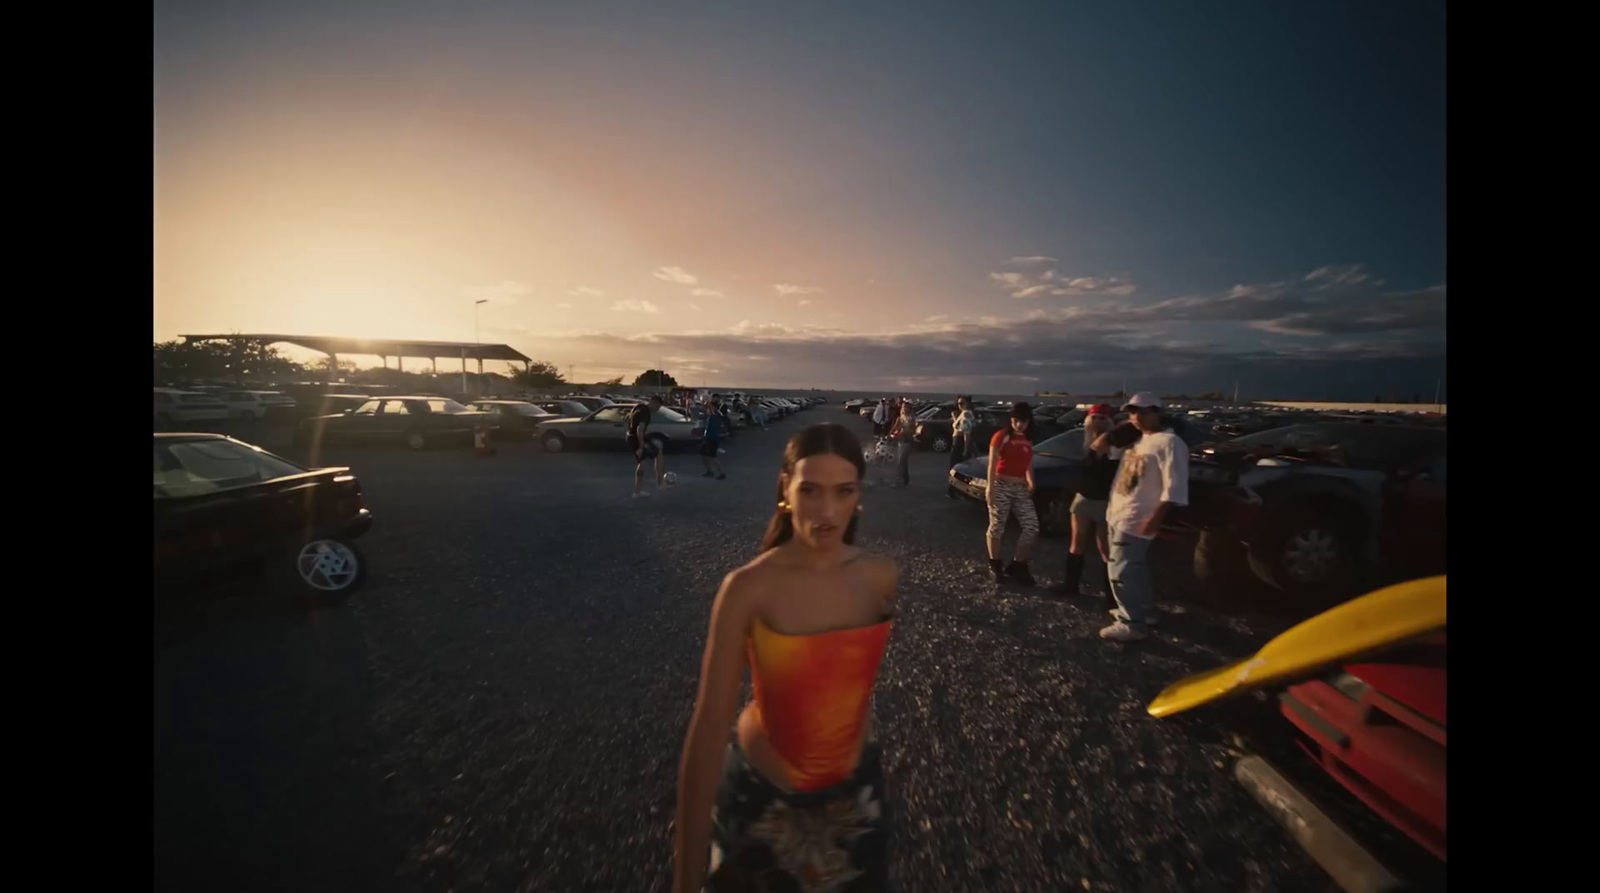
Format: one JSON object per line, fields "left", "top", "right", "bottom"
{"left": 1095, "top": 392, "right": 1189, "bottom": 642}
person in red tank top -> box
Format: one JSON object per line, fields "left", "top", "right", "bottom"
{"left": 986, "top": 402, "right": 1040, "bottom": 585}
{"left": 674, "top": 423, "right": 899, "bottom": 893}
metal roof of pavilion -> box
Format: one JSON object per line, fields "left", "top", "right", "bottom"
{"left": 180, "top": 334, "right": 532, "bottom": 363}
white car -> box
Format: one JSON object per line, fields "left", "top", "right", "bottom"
{"left": 219, "top": 390, "right": 298, "bottom": 420}
{"left": 154, "top": 388, "right": 229, "bottom": 429}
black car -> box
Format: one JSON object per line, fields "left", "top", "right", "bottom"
{"left": 917, "top": 407, "right": 1072, "bottom": 455}
{"left": 946, "top": 428, "right": 1090, "bottom": 535}
{"left": 295, "top": 396, "right": 497, "bottom": 451}
{"left": 1180, "top": 422, "right": 1446, "bottom": 598}
{"left": 154, "top": 433, "right": 373, "bottom": 597}
{"left": 469, "top": 399, "right": 559, "bottom": 440}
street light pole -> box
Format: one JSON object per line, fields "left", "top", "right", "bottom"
{"left": 470, "top": 299, "right": 488, "bottom": 396}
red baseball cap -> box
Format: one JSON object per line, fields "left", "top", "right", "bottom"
{"left": 1089, "top": 403, "right": 1116, "bottom": 417}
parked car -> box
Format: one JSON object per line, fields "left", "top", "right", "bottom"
{"left": 560, "top": 395, "right": 616, "bottom": 412}
{"left": 219, "top": 389, "right": 299, "bottom": 422}
{"left": 917, "top": 406, "right": 1071, "bottom": 454}
{"left": 154, "top": 433, "right": 373, "bottom": 597}
{"left": 469, "top": 400, "right": 559, "bottom": 440}
{"left": 1180, "top": 422, "right": 1446, "bottom": 598}
{"left": 532, "top": 399, "right": 594, "bottom": 418}
{"left": 1209, "top": 413, "right": 1298, "bottom": 438}
{"left": 295, "top": 396, "right": 497, "bottom": 450}
{"left": 1149, "top": 576, "right": 1446, "bottom": 867}
{"left": 301, "top": 393, "right": 371, "bottom": 419}
{"left": 946, "top": 428, "right": 1091, "bottom": 535}
{"left": 533, "top": 404, "right": 702, "bottom": 453}
{"left": 154, "top": 388, "right": 229, "bottom": 430}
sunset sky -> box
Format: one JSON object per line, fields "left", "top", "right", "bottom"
{"left": 153, "top": 1, "right": 1446, "bottom": 398}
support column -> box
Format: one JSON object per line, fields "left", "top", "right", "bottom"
{"left": 397, "top": 356, "right": 404, "bottom": 373}
{"left": 327, "top": 352, "right": 339, "bottom": 383}
{"left": 476, "top": 358, "right": 484, "bottom": 375}
{"left": 381, "top": 356, "right": 388, "bottom": 370}
{"left": 431, "top": 357, "right": 438, "bottom": 373}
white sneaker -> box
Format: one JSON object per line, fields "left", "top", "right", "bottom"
{"left": 632, "top": 491, "right": 650, "bottom": 499}
{"left": 1099, "top": 621, "right": 1148, "bottom": 642}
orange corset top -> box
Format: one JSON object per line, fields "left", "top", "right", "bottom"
{"left": 747, "top": 615, "right": 893, "bottom": 791}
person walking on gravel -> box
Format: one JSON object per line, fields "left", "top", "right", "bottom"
{"left": 1052, "top": 403, "right": 1119, "bottom": 610}
{"left": 871, "top": 397, "right": 889, "bottom": 437}
{"left": 1096, "top": 392, "right": 1189, "bottom": 641}
{"left": 674, "top": 423, "right": 898, "bottom": 893}
{"left": 699, "top": 400, "right": 729, "bottom": 480}
{"left": 985, "top": 402, "right": 1039, "bottom": 586}
{"left": 889, "top": 400, "right": 917, "bottom": 487}
{"left": 628, "top": 395, "right": 668, "bottom": 498}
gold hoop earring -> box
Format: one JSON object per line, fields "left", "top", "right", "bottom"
{"left": 855, "top": 504, "right": 864, "bottom": 516}
{"left": 778, "top": 500, "right": 791, "bottom": 512}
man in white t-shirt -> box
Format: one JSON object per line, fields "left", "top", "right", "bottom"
{"left": 1093, "top": 392, "right": 1189, "bottom": 642}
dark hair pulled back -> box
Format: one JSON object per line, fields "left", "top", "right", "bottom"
{"left": 759, "top": 423, "right": 867, "bottom": 551}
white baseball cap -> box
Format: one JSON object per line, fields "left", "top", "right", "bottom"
{"left": 1122, "top": 391, "right": 1162, "bottom": 410}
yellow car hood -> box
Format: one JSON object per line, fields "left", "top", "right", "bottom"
{"left": 1147, "top": 576, "right": 1445, "bottom": 718}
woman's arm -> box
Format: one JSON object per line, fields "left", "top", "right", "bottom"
{"left": 673, "top": 572, "right": 753, "bottom": 893}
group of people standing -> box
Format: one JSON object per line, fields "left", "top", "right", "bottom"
{"left": 670, "top": 393, "right": 1190, "bottom": 889}
{"left": 982, "top": 392, "right": 1188, "bottom": 642}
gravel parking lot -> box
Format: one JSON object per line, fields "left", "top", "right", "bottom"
{"left": 155, "top": 409, "right": 1369, "bottom": 892}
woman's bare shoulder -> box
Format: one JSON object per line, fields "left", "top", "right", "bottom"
{"left": 845, "top": 549, "right": 899, "bottom": 593}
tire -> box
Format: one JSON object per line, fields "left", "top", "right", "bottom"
{"left": 1247, "top": 505, "right": 1360, "bottom": 598}
{"left": 291, "top": 537, "right": 366, "bottom": 599}
{"left": 542, "top": 431, "right": 567, "bottom": 453}
{"left": 405, "top": 430, "right": 427, "bottom": 451}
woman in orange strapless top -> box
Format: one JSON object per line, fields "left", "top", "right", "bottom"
{"left": 674, "top": 423, "right": 899, "bottom": 893}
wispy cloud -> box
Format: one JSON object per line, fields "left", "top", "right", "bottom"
{"left": 989, "top": 267, "right": 1137, "bottom": 298}
{"left": 775, "top": 284, "right": 824, "bottom": 296}
{"left": 653, "top": 266, "right": 699, "bottom": 285}
{"left": 568, "top": 286, "right": 606, "bottom": 297}
{"left": 797, "top": 299, "right": 813, "bottom": 307}
{"left": 557, "top": 302, "right": 573, "bottom": 308}
{"left": 1007, "top": 256, "right": 1059, "bottom": 265}
{"left": 463, "top": 280, "right": 532, "bottom": 303}
{"left": 690, "top": 288, "right": 722, "bottom": 297}
{"left": 611, "top": 299, "right": 660, "bottom": 314}
{"left": 688, "top": 303, "right": 703, "bottom": 312}
{"left": 508, "top": 264, "right": 1443, "bottom": 398}
{"left": 925, "top": 314, "right": 949, "bottom": 322}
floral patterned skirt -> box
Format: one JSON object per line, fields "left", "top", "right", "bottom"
{"left": 706, "top": 739, "right": 890, "bottom": 893}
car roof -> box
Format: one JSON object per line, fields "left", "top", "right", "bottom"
{"left": 153, "top": 432, "right": 228, "bottom": 442}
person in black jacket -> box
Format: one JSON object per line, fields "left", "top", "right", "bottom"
{"left": 1052, "top": 404, "right": 1122, "bottom": 607}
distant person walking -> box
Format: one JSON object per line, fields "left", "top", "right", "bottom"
{"left": 1096, "top": 393, "right": 1189, "bottom": 641}
{"left": 628, "top": 395, "right": 669, "bottom": 498}
{"left": 700, "top": 401, "right": 729, "bottom": 480}
{"left": 889, "top": 400, "right": 917, "bottom": 487}
{"left": 1053, "top": 404, "right": 1118, "bottom": 610}
{"left": 985, "top": 402, "right": 1039, "bottom": 586}
{"left": 951, "top": 395, "right": 977, "bottom": 465}
{"left": 872, "top": 398, "right": 889, "bottom": 437}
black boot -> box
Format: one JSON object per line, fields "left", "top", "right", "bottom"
{"left": 1006, "top": 560, "right": 1035, "bottom": 588}
{"left": 989, "top": 559, "right": 1006, "bottom": 583}
{"left": 1053, "top": 552, "right": 1086, "bottom": 596}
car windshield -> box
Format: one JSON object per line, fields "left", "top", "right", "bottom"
{"left": 1223, "top": 423, "right": 1446, "bottom": 469}
{"left": 656, "top": 407, "right": 688, "bottom": 422}
{"left": 425, "top": 399, "right": 471, "bottom": 414}
{"left": 1034, "top": 428, "right": 1088, "bottom": 459}
{"left": 154, "top": 439, "right": 307, "bottom": 498}
{"left": 514, "top": 404, "right": 551, "bottom": 416}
